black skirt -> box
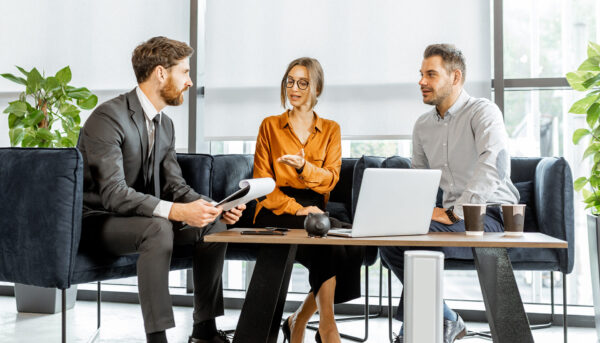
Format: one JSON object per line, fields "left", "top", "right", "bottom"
{"left": 254, "top": 187, "right": 364, "bottom": 304}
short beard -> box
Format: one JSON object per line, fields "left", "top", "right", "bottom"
{"left": 160, "top": 77, "right": 186, "bottom": 106}
{"left": 423, "top": 81, "right": 453, "bottom": 106}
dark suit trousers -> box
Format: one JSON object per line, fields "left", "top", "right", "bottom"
{"left": 83, "top": 214, "right": 227, "bottom": 333}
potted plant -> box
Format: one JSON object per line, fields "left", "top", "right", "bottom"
{"left": 1, "top": 65, "right": 97, "bottom": 147}
{"left": 1, "top": 66, "right": 97, "bottom": 313}
{"left": 568, "top": 41, "right": 600, "bottom": 339}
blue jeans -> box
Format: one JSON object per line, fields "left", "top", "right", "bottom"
{"left": 379, "top": 207, "right": 504, "bottom": 322}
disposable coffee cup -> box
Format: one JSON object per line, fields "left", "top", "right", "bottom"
{"left": 463, "top": 204, "right": 486, "bottom": 236}
{"left": 502, "top": 204, "right": 526, "bottom": 236}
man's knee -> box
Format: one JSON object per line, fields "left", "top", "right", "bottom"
{"left": 144, "top": 218, "right": 174, "bottom": 252}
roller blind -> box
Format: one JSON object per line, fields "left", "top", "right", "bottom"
{"left": 204, "top": 0, "right": 491, "bottom": 140}
{"left": 0, "top": 0, "right": 190, "bottom": 148}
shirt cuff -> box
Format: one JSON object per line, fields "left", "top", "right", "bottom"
{"left": 153, "top": 200, "right": 173, "bottom": 219}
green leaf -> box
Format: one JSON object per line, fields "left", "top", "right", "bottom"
{"left": 36, "top": 128, "right": 55, "bottom": 141}
{"left": 583, "top": 143, "right": 600, "bottom": 160}
{"left": 8, "top": 128, "right": 24, "bottom": 147}
{"left": 579, "top": 56, "right": 600, "bottom": 71}
{"left": 66, "top": 87, "right": 92, "bottom": 99}
{"left": 591, "top": 175, "right": 600, "bottom": 188}
{"left": 583, "top": 73, "right": 600, "bottom": 89}
{"left": 60, "top": 137, "right": 74, "bottom": 147}
{"left": 588, "top": 41, "right": 600, "bottom": 58}
{"left": 15, "top": 66, "right": 30, "bottom": 77}
{"left": 21, "top": 133, "right": 38, "bottom": 147}
{"left": 22, "top": 110, "right": 45, "bottom": 126}
{"left": 77, "top": 94, "right": 98, "bottom": 110}
{"left": 43, "top": 76, "right": 60, "bottom": 92}
{"left": 573, "top": 128, "right": 591, "bottom": 144}
{"left": 26, "top": 68, "right": 43, "bottom": 94}
{"left": 55, "top": 66, "right": 72, "bottom": 84}
{"left": 3, "top": 101, "right": 28, "bottom": 116}
{"left": 0, "top": 73, "right": 27, "bottom": 85}
{"left": 566, "top": 71, "right": 600, "bottom": 91}
{"left": 8, "top": 113, "right": 23, "bottom": 129}
{"left": 569, "top": 94, "right": 599, "bottom": 114}
{"left": 60, "top": 103, "right": 80, "bottom": 117}
{"left": 574, "top": 176, "right": 588, "bottom": 191}
{"left": 61, "top": 116, "right": 75, "bottom": 131}
{"left": 583, "top": 188, "right": 593, "bottom": 200}
{"left": 588, "top": 103, "right": 600, "bottom": 128}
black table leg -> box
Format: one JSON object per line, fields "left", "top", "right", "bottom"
{"left": 233, "top": 244, "right": 297, "bottom": 343}
{"left": 472, "top": 247, "right": 534, "bottom": 343}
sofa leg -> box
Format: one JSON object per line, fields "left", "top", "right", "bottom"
{"left": 62, "top": 289, "right": 67, "bottom": 343}
{"left": 563, "top": 273, "right": 567, "bottom": 343}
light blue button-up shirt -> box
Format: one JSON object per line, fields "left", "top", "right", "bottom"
{"left": 412, "top": 90, "right": 519, "bottom": 218}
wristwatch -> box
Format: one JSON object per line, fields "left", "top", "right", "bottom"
{"left": 445, "top": 206, "right": 460, "bottom": 224}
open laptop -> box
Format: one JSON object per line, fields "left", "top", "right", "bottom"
{"left": 328, "top": 168, "right": 441, "bottom": 237}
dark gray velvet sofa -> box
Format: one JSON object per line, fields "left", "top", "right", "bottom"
{"left": 0, "top": 149, "right": 377, "bottom": 289}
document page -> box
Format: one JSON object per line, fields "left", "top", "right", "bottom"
{"left": 216, "top": 177, "right": 275, "bottom": 211}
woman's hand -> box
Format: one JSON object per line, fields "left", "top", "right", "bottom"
{"left": 296, "top": 206, "right": 323, "bottom": 216}
{"left": 277, "top": 149, "right": 305, "bottom": 170}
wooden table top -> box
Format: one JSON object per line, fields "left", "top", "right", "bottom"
{"left": 204, "top": 228, "right": 568, "bottom": 248}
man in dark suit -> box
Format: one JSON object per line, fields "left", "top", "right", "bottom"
{"left": 78, "top": 36, "right": 244, "bottom": 343}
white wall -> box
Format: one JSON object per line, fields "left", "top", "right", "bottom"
{"left": 0, "top": 0, "right": 191, "bottom": 149}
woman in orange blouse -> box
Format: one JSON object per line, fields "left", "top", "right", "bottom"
{"left": 253, "top": 57, "right": 364, "bottom": 343}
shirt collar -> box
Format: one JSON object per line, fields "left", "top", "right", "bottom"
{"left": 278, "top": 110, "right": 323, "bottom": 132}
{"left": 434, "top": 89, "right": 470, "bottom": 120}
{"left": 135, "top": 86, "right": 162, "bottom": 124}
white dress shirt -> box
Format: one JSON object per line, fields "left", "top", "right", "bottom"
{"left": 135, "top": 86, "right": 173, "bottom": 219}
{"left": 412, "top": 90, "right": 519, "bottom": 219}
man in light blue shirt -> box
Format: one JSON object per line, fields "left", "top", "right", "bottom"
{"left": 380, "top": 44, "right": 519, "bottom": 343}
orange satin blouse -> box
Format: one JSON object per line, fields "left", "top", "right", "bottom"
{"left": 253, "top": 110, "right": 342, "bottom": 222}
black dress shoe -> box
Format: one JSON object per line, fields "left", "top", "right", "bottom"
{"left": 281, "top": 316, "right": 292, "bottom": 343}
{"left": 443, "top": 314, "right": 467, "bottom": 343}
{"left": 188, "top": 330, "right": 230, "bottom": 343}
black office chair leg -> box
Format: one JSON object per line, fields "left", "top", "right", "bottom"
{"left": 306, "top": 265, "right": 378, "bottom": 342}
{"left": 86, "top": 282, "right": 101, "bottom": 343}
{"left": 387, "top": 267, "right": 394, "bottom": 343}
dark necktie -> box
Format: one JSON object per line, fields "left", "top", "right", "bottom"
{"left": 148, "top": 114, "right": 161, "bottom": 197}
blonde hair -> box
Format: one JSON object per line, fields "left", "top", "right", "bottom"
{"left": 280, "top": 57, "right": 324, "bottom": 109}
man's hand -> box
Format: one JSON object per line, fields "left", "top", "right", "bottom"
{"left": 432, "top": 207, "right": 453, "bottom": 225}
{"left": 277, "top": 149, "right": 305, "bottom": 170}
{"left": 296, "top": 206, "right": 323, "bottom": 216}
{"left": 219, "top": 204, "right": 246, "bottom": 225}
{"left": 169, "top": 199, "right": 222, "bottom": 228}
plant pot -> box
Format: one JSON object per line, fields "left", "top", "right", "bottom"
{"left": 14, "top": 283, "right": 77, "bottom": 314}
{"left": 587, "top": 214, "right": 600, "bottom": 342}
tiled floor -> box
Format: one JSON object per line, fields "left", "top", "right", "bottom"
{"left": 0, "top": 295, "right": 597, "bottom": 342}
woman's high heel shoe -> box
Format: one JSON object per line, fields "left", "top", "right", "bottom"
{"left": 315, "top": 330, "right": 322, "bottom": 343}
{"left": 281, "top": 316, "right": 292, "bottom": 343}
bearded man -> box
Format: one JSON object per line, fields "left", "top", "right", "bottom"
{"left": 380, "top": 44, "right": 519, "bottom": 343}
{"left": 78, "top": 36, "right": 244, "bottom": 343}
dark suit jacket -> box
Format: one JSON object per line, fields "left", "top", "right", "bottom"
{"left": 79, "top": 88, "right": 206, "bottom": 217}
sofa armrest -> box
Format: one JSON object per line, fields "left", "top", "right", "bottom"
{"left": 0, "top": 148, "right": 83, "bottom": 289}
{"left": 534, "top": 157, "right": 574, "bottom": 273}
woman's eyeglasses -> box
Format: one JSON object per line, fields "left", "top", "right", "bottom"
{"left": 286, "top": 78, "right": 309, "bottom": 90}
